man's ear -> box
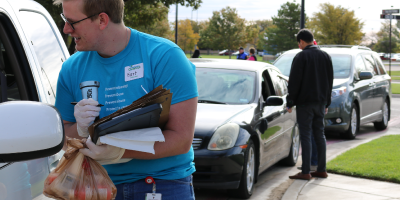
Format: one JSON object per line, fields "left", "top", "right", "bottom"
{"left": 98, "top": 13, "right": 109, "bottom": 30}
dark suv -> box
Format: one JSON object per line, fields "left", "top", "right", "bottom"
{"left": 273, "top": 45, "right": 391, "bottom": 139}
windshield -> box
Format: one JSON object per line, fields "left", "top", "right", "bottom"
{"left": 273, "top": 54, "right": 352, "bottom": 78}
{"left": 196, "top": 68, "right": 256, "bottom": 104}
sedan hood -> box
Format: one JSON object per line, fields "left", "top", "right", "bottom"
{"left": 333, "top": 78, "right": 348, "bottom": 87}
{"left": 194, "top": 103, "right": 252, "bottom": 137}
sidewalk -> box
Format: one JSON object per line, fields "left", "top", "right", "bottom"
{"left": 282, "top": 127, "right": 400, "bottom": 200}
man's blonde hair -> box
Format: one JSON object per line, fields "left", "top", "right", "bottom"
{"left": 53, "top": 0, "right": 124, "bottom": 24}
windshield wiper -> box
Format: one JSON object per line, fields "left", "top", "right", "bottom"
{"left": 198, "top": 99, "right": 227, "bottom": 104}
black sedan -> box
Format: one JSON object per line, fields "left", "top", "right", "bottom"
{"left": 190, "top": 59, "right": 300, "bottom": 199}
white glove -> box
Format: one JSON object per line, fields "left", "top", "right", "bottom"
{"left": 79, "top": 137, "right": 131, "bottom": 165}
{"left": 74, "top": 98, "right": 101, "bottom": 137}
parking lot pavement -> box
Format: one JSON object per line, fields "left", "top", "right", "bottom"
{"left": 282, "top": 126, "right": 400, "bottom": 200}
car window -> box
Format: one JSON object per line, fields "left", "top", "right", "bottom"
{"left": 373, "top": 54, "right": 386, "bottom": 75}
{"left": 363, "top": 54, "right": 378, "bottom": 75}
{"left": 268, "top": 69, "right": 285, "bottom": 96}
{"left": 19, "top": 11, "right": 66, "bottom": 105}
{"left": 355, "top": 55, "right": 366, "bottom": 73}
{"left": 274, "top": 53, "right": 352, "bottom": 78}
{"left": 0, "top": 40, "right": 21, "bottom": 102}
{"left": 196, "top": 68, "right": 256, "bottom": 104}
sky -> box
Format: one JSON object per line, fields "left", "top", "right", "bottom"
{"left": 167, "top": 0, "right": 400, "bottom": 34}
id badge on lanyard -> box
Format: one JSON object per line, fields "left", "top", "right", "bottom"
{"left": 145, "top": 176, "right": 162, "bottom": 200}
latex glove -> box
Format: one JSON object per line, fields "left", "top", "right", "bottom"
{"left": 79, "top": 137, "right": 131, "bottom": 165}
{"left": 74, "top": 98, "right": 101, "bottom": 137}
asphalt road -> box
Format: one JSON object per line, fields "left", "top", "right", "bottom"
{"left": 195, "top": 95, "right": 400, "bottom": 200}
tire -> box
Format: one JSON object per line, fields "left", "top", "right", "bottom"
{"left": 228, "top": 140, "right": 256, "bottom": 199}
{"left": 374, "top": 99, "right": 389, "bottom": 130}
{"left": 280, "top": 124, "right": 300, "bottom": 166}
{"left": 341, "top": 103, "right": 359, "bottom": 140}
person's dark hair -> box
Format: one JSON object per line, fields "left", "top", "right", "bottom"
{"left": 296, "top": 29, "right": 314, "bottom": 43}
{"left": 192, "top": 49, "right": 200, "bottom": 58}
{"left": 249, "top": 48, "right": 255, "bottom": 54}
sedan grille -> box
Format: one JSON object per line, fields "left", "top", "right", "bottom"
{"left": 192, "top": 138, "right": 202, "bottom": 150}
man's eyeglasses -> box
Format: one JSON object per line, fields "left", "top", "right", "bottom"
{"left": 60, "top": 13, "right": 100, "bottom": 30}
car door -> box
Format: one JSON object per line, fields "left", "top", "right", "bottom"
{"left": 362, "top": 54, "right": 382, "bottom": 121}
{"left": 0, "top": 1, "right": 66, "bottom": 199}
{"left": 258, "top": 69, "right": 286, "bottom": 171}
{"left": 352, "top": 54, "right": 374, "bottom": 123}
{"left": 372, "top": 53, "right": 390, "bottom": 119}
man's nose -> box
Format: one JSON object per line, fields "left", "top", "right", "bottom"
{"left": 63, "top": 23, "right": 73, "bottom": 34}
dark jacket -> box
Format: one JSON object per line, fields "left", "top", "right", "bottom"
{"left": 286, "top": 45, "right": 334, "bottom": 108}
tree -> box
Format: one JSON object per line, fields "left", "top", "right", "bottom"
{"left": 134, "top": 17, "right": 174, "bottom": 41}
{"left": 373, "top": 20, "right": 399, "bottom": 53}
{"left": 177, "top": 19, "right": 200, "bottom": 52}
{"left": 36, "top": 0, "right": 202, "bottom": 55}
{"left": 308, "top": 3, "right": 364, "bottom": 45}
{"left": 245, "top": 22, "right": 260, "bottom": 50}
{"left": 263, "top": 2, "right": 304, "bottom": 55}
{"left": 200, "top": 6, "right": 247, "bottom": 59}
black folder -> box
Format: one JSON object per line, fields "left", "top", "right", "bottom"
{"left": 91, "top": 103, "right": 163, "bottom": 144}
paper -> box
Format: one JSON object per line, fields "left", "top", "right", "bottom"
{"left": 98, "top": 127, "right": 164, "bottom": 154}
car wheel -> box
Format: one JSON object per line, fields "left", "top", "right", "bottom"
{"left": 228, "top": 140, "right": 256, "bottom": 199}
{"left": 341, "top": 103, "right": 359, "bottom": 140}
{"left": 280, "top": 124, "right": 300, "bottom": 166}
{"left": 374, "top": 99, "right": 389, "bottom": 130}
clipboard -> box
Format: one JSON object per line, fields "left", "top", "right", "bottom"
{"left": 91, "top": 103, "right": 163, "bottom": 144}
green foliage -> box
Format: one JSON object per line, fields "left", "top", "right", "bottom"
{"left": 308, "top": 3, "right": 364, "bottom": 45}
{"left": 263, "top": 2, "right": 303, "bottom": 55}
{"left": 134, "top": 17, "right": 173, "bottom": 41}
{"left": 391, "top": 83, "right": 400, "bottom": 94}
{"left": 198, "top": 7, "right": 247, "bottom": 58}
{"left": 373, "top": 20, "right": 400, "bottom": 53}
{"left": 327, "top": 135, "right": 400, "bottom": 183}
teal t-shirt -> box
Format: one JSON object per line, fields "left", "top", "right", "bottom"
{"left": 55, "top": 28, "right": 198, "bottom": 184}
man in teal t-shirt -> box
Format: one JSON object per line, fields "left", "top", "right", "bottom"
{"left": 54, "top": 0, "right": 198, "bottom": 199}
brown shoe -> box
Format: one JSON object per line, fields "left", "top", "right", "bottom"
{"left": 289, "top": 172, "right": 312, "bottom": 180}
{"left": 311, "top": 171, "right": 328, "bottom": 178}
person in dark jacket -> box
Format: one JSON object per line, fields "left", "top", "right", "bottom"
{"left": 286, "top": 29, "right": 333, "bottom": 180}
{"left": 236, "top": 47, "right": 248, "bottom": 60}
{"left": 191, "top": 49, "right": 201, "bottom": 58}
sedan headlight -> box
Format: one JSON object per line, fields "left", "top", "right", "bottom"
{"left": 331, "top": 86, "right": 347, "bottom": 98}
{"left": 208, "top": 123, "right": 240, "bottom": 150}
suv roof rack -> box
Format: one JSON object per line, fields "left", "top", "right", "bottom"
{"left": 318, "top": 45, "right": 371, "bottom": 51}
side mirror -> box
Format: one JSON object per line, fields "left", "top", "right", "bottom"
{"left": 266, "top": 96, "right": 284, "bottom": 106}
{"left": 0, "top": 101, "right": 64, "bottom": 163}
{"left": 359, "top": 71, "right": 373, "bottom": 80}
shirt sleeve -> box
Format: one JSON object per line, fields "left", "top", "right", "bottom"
{"left": 152, "top": 47, "right": 198, "bottom": 105}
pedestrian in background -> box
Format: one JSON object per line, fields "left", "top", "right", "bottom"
{"left": 247, "top": 47, "right": 257, "bottom": 61}
{"left": 237, "top": 47, "right": 248, "bottom": 60}
{"left": 192, "top": 49, "right": 201, "bottom": 58}
{"left": 286, "top": 29, "right": 333, "bottom": 180}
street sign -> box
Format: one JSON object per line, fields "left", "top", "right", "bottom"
{"left": 382, "top": 9, "right": 399, "bottom": 14}
{"left": 380, "top": 14, "right": 400, "bottom": 19}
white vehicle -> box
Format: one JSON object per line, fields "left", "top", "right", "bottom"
{"left": 0, "top": 0, "right": 67, "bottom": 199}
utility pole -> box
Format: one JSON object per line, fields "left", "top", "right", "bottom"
{"left": 300, "top": 0, "right": 305, "bottom": 29}
{"left": 389, "top": 13, "right": 392, "bottom": 76}
{"left": 175, "top": 3, "right": 178, "bottom": 44}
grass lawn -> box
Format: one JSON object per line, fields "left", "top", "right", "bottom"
{"left": 185, "top": 54, "right": 272, "bottom": 63}
{"left": 392, "top": 83, "right": 400, "bottom": 94}
{"left": 389, "top": 71, "right": 400, "bottom": 76}
{"left": 327, "top": 135, "right": 400, "bottom": 183}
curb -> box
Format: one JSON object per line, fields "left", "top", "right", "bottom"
{"left": 281, "top": 127, "right": 400, "bottom": 200}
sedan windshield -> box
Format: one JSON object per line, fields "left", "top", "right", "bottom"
{"left": 196, "top": 68, "right": 256, "bottom": 104}
{"left": 273, "top": 54, "right": 352, "bottom": 79}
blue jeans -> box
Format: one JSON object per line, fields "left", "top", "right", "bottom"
{"left": 115, "top": 175, "right": 195, "bottom": 200}
{"left": 296, "top": 104, "right": 327, "bottom": 174}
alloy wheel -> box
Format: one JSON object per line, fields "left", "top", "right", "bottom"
{"left": 246, "top": 147, "right": 255, "bottom": 193}
{"left": 350, "top": 108, "right": 357, "bottom": 136}
{"left": 383, "top": 102, "right": 388, "bottom": 126}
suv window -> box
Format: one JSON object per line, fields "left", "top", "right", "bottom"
{"left": 373, "top": 54, "right": 386, "bottom": 75}
{"left": 269, "top": 69, "right": 285, "bottom": 96}
{"left": 19, "top": 11, "right": 66, "bottom": 105}
{"left": 363, "top": 54, "right": 379, "bottom": 75}
{"left": 0, "top": 40, "right": 21, "bottom": 101}
{"left": 355, "top": 55, "right": 366, "bottom": 74}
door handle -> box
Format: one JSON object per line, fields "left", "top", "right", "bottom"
{"left": 368, "top": 82, "right": 375, "bottom": 87}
